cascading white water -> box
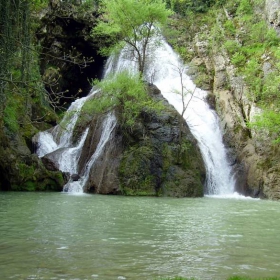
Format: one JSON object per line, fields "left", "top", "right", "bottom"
{"left": 63, "top": 112, "right": 116, "bottom": 193}
{"left": 149, "top": 42, "right": 236, "bottom": 195}
{"left": 36, "top": 89, "right": 99, "bottom": 193}
{"left": 106, "top": 37, "right": 236, "bottom": 195}
{"left": 37, "top": 32, "right": 236, "bottom": 196}
{"left": 37, "top": 88, "right": 98, "bottom": 158}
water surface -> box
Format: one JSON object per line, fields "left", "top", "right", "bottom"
{"left": 0, "top": 192, "right": 280, "bottom": 280}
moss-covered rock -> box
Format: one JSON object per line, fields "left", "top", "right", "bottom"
{"left": 0, "top": 107, "right": 65, "bottom": 192}
{"left": 60, "top": 84, "right": 205, "bottom": 197}
{"left": 118, "top": 87, "right": 205, "bottom": 197}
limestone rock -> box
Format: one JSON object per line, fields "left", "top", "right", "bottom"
{"left": 265, "top": 0, "right": 280, "bottom": 34}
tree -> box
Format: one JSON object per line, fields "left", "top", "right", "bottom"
{"left": 0, "top": 0, "right": 32, "bottom": 116}
{"left": 170, "top": 63, "right": 196, "bottom": 161}
{"left": 92, "top": 0, "right": 172, "bottom": 76}
{"left": 165, "top": 0, "right": 216, "bottom": 14}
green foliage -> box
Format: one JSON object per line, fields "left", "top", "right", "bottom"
{"left": 92, "top": 0, "right": 172, "bottom": 74}
{"left": 236, "top": 0, "right": 253, "bottom": 16}
{"left": 262, "top": 70, "right": 280, "bottom": 104}
{"left": 223, "top": 20, "right": 236, "bottom": 36}
{"left": 4, "top": 97, "right": 20, "bottom": 133}
{"left": 231, "top": 52, "right": 246, "bottom": 67}
{"left": 93, "top": 71, "right": 163, "bottom": 130}
{"left": 119, "top": 145, "right": 156, "bottom": 196}
{"left": 224, "top": 40, "right": 241, "bottom": 55}
{"left": 30, "top": 0, "right": 49, "bottom": 11}
{"left": 242, "top": 59, "right": 262, "bottom": 99}
{"left": 264, "top": 28, "right": 280, "bottom": 47}
{"left": 250, "top": 110, "right": 280, "bottom": 143}
{"left": 166, "top": 0, "right": 216, "bottom": 14}
{"left": 77, "top": 0, "right": 100, "bottom": 12}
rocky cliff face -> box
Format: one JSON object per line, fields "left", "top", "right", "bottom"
{"left": 66, "top": 85, "right": 206, "bottom": 197}
{"left": 185, "top": 0, "right": 280, "bottom": 199}
{"left": 1, "top": 2, "right": 206, "bottom": 196}
{"left": 0, "top": 121, "right": 65, "bottom": 191}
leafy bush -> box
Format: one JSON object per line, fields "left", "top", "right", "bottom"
{"left": 93, "top": 71, "right": 163, "bottom": 130}
{"left": 224, "top": 40, "right": 241, "bottom": 55}
{"left": 223, "top": 20, "right": 236, "bottom": 37}
{"left": 236, "top": 0, "right": 253, "bottom": 16}
{"left": 231, "top": 52, "right": 246, "bottom": 67}
{"left": 250, "top": 110, "right": 280, "bottom": 143}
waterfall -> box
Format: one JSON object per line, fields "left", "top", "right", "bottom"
{"left": 150, "top": 42, "right": 236, "bottom": 195}
{"left": 36, "top": 88, "right": 117, "bottom": 193}
{"left": 106, "top": 37, "right": 236, "bottom": 196}
{"left": 36, "top": 33, "right": 236, "bottom": 196}
{"left": 63, "top": 112, "right": 116, "bottom": 193}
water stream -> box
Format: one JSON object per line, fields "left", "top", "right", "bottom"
{"left": 37, "top": 36, "right": 236, "bottom": 195}
{"left": 151, "top": 43, "right": 236, "bottom": 196}
{"left": 106, "top": 38, "right": 236, "bottom": 195}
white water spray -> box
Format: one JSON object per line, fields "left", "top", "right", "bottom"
{"left": 151, "top": 43, "right": 236, "bottom": 195}
{"left": 63, "top": 113, "right": 116, "bottom": 193}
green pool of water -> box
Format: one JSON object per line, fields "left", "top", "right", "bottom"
{"left": 0, "top": 192, "right": 280, "bottom": 280}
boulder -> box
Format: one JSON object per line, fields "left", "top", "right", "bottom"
{"left": 71, "top": 84, "right": 206, "bottom": 197}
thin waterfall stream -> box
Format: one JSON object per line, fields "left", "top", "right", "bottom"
{"left": 36, "top": 35, "right": 236, "bottom": 196}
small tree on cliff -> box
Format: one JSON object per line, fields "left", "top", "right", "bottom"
{"left": 92, "top": 0, "right": 172, "bottom": 76}
{"left": 171, "top": 63, "right": 196, "bottom": 162}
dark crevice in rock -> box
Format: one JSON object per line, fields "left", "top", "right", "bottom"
{"left": 37, "top": 3, "right": 106, "bottom": 108}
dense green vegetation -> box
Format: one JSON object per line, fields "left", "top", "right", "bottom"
{"left": 92, "top": 0, "right": 172, "bottom": 75}
{"left": 88, "top": 71, "right": 163, "bottom": 130}
{"left": 168, "top": 0, "right": 280, "bottom": 143}
{"left": 0, "top": 0, "right": 57, "bottom": 130}
{"left": 0, "top": 0, "right": 65, "bottom": 191}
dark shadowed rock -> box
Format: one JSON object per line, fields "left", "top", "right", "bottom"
{"left": 71, "top": 174, "right": 80, "bottom": 181}
{"left": 41, "top": 156, "right": 59, "bottom": 171}
{"left": 37, "top": 1, "right": 106, "bottom": 107}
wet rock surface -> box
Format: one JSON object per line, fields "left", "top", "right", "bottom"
{"left": 69, "top": 84, "right": 206, "bottom": 197}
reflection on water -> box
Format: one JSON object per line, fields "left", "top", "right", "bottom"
{"left": 0, "top": 192, "right": 280, "bottom": 280}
